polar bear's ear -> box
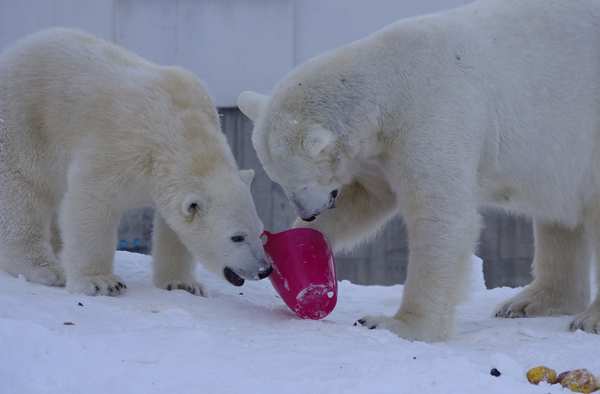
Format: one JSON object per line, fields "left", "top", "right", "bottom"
{"left": 182, "top": 194, "right": 205, "bottom": 216}
{"left": 237, "top": 91, "right": 268, "bottom": 121}
{"left": 238, "top": 169, "right": 255, "bottom": 187}
{"left": 303, "top": 128, "right": 335, "bottom": 157}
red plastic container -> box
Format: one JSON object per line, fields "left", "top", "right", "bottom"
{"left": 263, "top": 228, "right": 337, "bottom": 320}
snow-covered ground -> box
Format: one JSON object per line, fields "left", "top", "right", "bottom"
{"left": 1, "top": 251, "right": 598, "bottom": 394}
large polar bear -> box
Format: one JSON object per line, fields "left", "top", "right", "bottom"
{"left": 238, "top": 0, "right": 600, "bottom": 341}
{"left": 0, "top": 28, "right": 272, "bottom": 296}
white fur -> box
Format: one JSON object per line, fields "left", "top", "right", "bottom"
{"left": 0, "top": 28, "right": 270, "bottom": 296}
{"left": 239, "top": 0, "right": 600, "bottom": 341}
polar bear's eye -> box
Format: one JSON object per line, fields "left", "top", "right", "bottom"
{"left": 231, "top": 235, "right": 245, "bottom": 243}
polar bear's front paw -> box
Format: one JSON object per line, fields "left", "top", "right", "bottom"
{"left": 30, "top": 265, "right": 67, "bottom": 287}
{"left": 357, "top": 314, "right": 451, "bottom": 342}
{"left": 357, "top": 315, "right": 389, "bottom": 330}
{"left": 161, "top": 280, "right": 210, "bottom": 298}
{"left": 1, "top": 258, "right": 66, "bottom": 287}
{"left": 569, "top": 304, "right": 600, "bottom": 334}
{"left": 20, "top": 264, "right": 66, "bottom": 287}
{"left": 67, "top": 274, "right": 126, "bottom": 296}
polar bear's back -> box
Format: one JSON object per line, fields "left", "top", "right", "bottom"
{"left": 0, "top": 29, "right": 157, "bottom": 193}
{"left": 0, "top": 28, "right": 222, "bottom": 206}
{"left": 0, "top": 27, "right": 156, "bottom": 84}
{"left": 0, "top": 28, "right": 162, "bottom": 136}
{"left": 0, "top": 29, "right": 145, "bottom": 152}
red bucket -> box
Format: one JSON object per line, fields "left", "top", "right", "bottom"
{"left": 263, "top": 228, "right": 337, "bottom": 320}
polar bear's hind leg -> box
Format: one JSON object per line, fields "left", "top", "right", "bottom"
{"left": 0, "top": 170, "right": 65, "bottom": 286}
{"left": 496, "top": 221, "right": 590, "bottom": 318}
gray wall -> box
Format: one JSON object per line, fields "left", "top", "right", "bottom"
{"left": 118, "top": 108, "right": 535, "bottom": 289}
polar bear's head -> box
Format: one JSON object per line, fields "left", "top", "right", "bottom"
{"left": 238, "top": 91, "right": 351, "bottom": 221}
{"left": 164, "top": 168, "right": 271, "bottom": 287}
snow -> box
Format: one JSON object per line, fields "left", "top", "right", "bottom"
{"left": 1, "top": 251, "right": 599, "bottom": 394}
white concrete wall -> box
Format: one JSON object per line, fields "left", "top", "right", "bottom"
{"left": 0, "top": 0, "right": 471, "bottom": 107}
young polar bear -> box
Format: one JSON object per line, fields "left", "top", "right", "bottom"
{"left": 0, "top": 28, "right": 272, "bottom": 296}
{"left": 239, "top": 0, "right": 600, "bottom": 341}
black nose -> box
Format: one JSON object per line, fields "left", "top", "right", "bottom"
{"left": 331, "top": 189, "right": 338, "bottom": 199}
{"left": 258, "top": 265, "right": 273, "bottom": 280}
{"left": 303, "top": 215, "right": 317, "bottom": 222}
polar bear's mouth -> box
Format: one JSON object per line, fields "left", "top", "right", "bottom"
{"left": 298, "top": 189, "right": 338, "bottom": 222}
{"left": 224, "top": 267, "right": 245, "bottom": 286}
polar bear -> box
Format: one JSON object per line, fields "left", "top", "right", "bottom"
{"left": 238, "top": 0, "right": 600, "bottom": 341}
{"left": 0, "top": 28, "right": 272, "bottom": 296}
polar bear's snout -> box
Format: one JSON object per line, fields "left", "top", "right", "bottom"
{"left": 224, "top": 261, "right": 272, "bottom": 287}
{"left": 292, "top": 189, "right": 338, "bottom": 221}
{"left": 258, "top": 265, "right": 273, "bottom": 279}
{"left": 251, "top": 262, "right": 273, "bottom": 280}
